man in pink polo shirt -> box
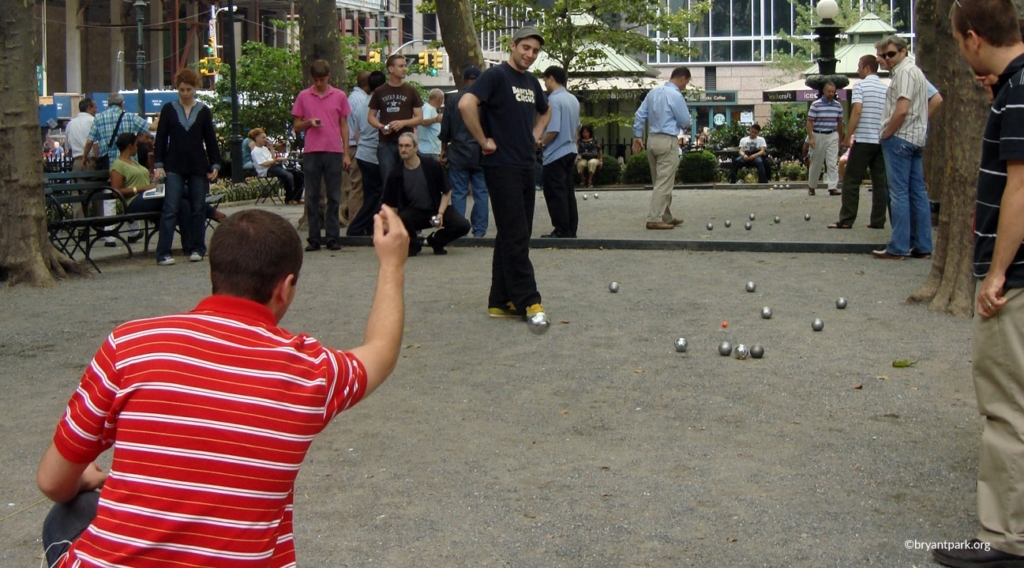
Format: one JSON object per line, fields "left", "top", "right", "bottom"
{"left": 292, "top": 59, "right": 351, "bottom": 251}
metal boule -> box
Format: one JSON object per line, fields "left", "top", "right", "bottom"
{"left": 609, "top": 282, "right": 620, "bottom": 293}
{"left": 805, "top": 213, "right": 811, "bottom": 221}
{"left": 746, "top": 281, "right": 756, "bottom": 293}
{"left": 593, "top": 193, "right": 599, "bottom": 199}
{"left": 812, "top": 318, "right": 824, "bottom": 331}
{"left": 707, "top": 223, "right": 713, "bottom": 231}
{"left": 674, "top": 338, "right": 688, "bottom": 353}
{"left": 836, "top": 297, "right": 848, "bottom": 309}
{"left": 718, "top": 341, "right": 733, "bottom": 356}
{"left": 749, "top": 213, "right": 755, "bottom": 221}
{"left": 526, "top": 312, "right": 551, "bottom": 335}
{"left": 745, "top": 222, "right": 752, "bottom": 230}
{"left": 724, "top": 220, "right": 732, "bottom": 228}
{"left": 750, "top": 345, "right": 764, "bottom": 358}
{"left": 734, "top": 344, "right": 749, "bottom": 360}
{"left": 582, "top": 194, "right": 588, "bottom": 200}
{"left": 774, "top": 216, "right": 781, "bottom": 223}
{"left": 761, "top": 306, "right": 772, "bottom": 319}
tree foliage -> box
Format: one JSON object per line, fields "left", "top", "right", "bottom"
{"left": 770, "top": 0, "right": 897, "bottom": 74}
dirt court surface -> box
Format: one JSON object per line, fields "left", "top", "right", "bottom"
{"left": 0, "top": 209, "right": 983, "bottom": 567}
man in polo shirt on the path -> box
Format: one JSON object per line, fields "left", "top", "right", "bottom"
{"left": 806, "top": 82, "right": 844, "bottom": 196}
{"left": 539, "top": 65, "right": 580, "bottom": 239}
{"left": 830, "top": 55, "right": 889, "bottom": 229}
{"left": 37, "top": 207, "right": 409, "bottom": 567}
{"left": 872, "top": 34, "right": 932, "bottom": 260}
{"left": 931, "top": 1, "right": 1024, "bottom": 566}
{"left": 292, "top": 59, "right": 351, "bottom": 252}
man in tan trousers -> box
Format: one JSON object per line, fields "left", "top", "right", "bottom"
{"left": 631, "top": 66, "right": 692, "bottom": 230}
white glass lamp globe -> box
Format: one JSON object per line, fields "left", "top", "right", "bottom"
{"left": 817, "top": 0, "right": 839, "bottom": 20}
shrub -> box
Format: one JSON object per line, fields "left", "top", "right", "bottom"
{"left": 762, "top": 107, "right": 808, "bottom": 163}
{"left": 777, "top": 160, "right": 807, "bottom": 181}
{"left": 623, "top": 151, "right": 652, "bottom": 185}
{"left": 708, "top": 122, "right": 748, "bottom": 151}
{"left": 591, "top": 155, "right": 622, "bottom": 186}
{"left": 678, "top": 150, "right": 719, "bottom": 184}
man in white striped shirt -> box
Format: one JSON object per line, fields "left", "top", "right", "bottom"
{"left": 831, "top": 55, "right": 889, "bottom": 229}
{"left": 873, "top": 34, "right": 933, "bottom": 260}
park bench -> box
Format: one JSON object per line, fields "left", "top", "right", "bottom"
{"left": 45, "top": 171, "right": 223, "bottom": 273}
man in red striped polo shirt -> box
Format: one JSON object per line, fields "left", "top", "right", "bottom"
{"left": 36, "top": 207, "right": 409, "bottom": 567}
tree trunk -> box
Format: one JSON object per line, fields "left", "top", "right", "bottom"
{"left": 909, "top": 0, "right": 987, "bottom": 317}
{"left": 0, "top": 0, "right": 90, "bottom": 285}
{"left": 435, "top": 0, "right": 484, "bottom": 88}
{"left": 296, "top": 0, "right": 345, "bottom": 87}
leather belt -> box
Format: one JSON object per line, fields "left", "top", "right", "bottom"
{"left": 813, "top": 130, "right": 835, "bottom": 134}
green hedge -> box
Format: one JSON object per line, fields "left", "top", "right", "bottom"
{"left": 591, "top": 155, "right": 622, "bottom": 186}
{"left": 678, "top": 150, "right": 719, "bottom": 184}
{"left": 623, "top": 151, "right": 652, "bottom": 184}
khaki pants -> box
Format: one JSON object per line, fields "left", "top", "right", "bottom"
{"left": 646, "top": 133, "right": 680, "bottom": 224}
{"left": 341, "top": 145, "right": 362, "bottom": 225}
{"left": 974, "top": 284, "right": 1024, "bottom": 554}
{"left": 808, "top": 131, "right": 839, "bottom": 191}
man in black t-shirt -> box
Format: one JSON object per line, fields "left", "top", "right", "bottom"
{"left": 369, "top": 54, "right": 424, "bottom": 187}
{"left": 382, "top": 133, "right": 469, "bottom": 256}
{"left": 459, "top": 26, "right": 553, "bottom": 328}
{"left": 932, "top": 3, "right": 1024, "bottom": 568}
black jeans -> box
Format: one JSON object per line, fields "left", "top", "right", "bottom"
{"left": 730, "top": 155, "right": 767, "bottom": 183}
{"left": 42, "top": 491, "right": 99, "bottom": 566}
{"left": 268, "top": 164, "right": 305, "bottom": 203}
{"left": 398, "top": 207, "right": 471, "bottom": 253}
{"left": 348, "top": 158, "right": 384, "bottom": 237}
{"left": 839, "top": 142, "right": 888, "bottom": 228}
{"left": 483, "top": 166, "right": 541, "bottom": 310}
{"left": 542, "top": 153, "right": 578, "bottom": 237}
{"left": 302, "top": 151, "right": 343, "bottom": 244}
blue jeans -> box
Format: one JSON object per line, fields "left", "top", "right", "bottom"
{"left": 881, "top": 136, "right": 932, "bottom": 256}
{"left": 158, "top": 172, "right": 209, "bottom": 260}
{"left": 448, "top": 166, "right": 489, "bottom": 237}
{"left": 302, "top": 152, "right": 343, "bottom": 244}
{"left": 42, "top": 491, "right": 99, "bottom": 566}
{"left": 377, "top": 142, "right": 400, "bottom": 188}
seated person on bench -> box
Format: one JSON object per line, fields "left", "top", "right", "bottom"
{"left": 249, "top": 127, "right": 305, "bottom": 204}
{"left": 109, "top": 132, "right": 226, "bottom": 226}
{"left": 729, "top": 123, "right": 769, "bottom": 183}
{"left": 383, "top": 133, "right": 470, "bottom": 256}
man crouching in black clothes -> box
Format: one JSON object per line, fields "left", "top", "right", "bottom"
{"left": 383, "top": 132, "right": 470, "bottom": 256}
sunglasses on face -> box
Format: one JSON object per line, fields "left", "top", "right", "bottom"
{"left": 879, "top": 50, "right": 900, "bottom": 59}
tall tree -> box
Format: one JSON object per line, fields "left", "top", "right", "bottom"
{"left": 906, "top": 0, "right": 988, "bottom": 316}
{"left": 0, "top": 0, "right": 88, "bottom": 285}
{"left": 435, "top": 0, "right": 484, "bottom": 87}
{"left": 296, "top": 0, "right": 345, "bottom": 87}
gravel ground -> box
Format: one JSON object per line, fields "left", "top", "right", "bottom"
{"left": 0, "top": 196, "right": 979, "bottom": 568}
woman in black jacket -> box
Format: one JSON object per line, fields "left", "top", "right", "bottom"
{"left": 153, "top": 68, "right": 221, "bottom": 265}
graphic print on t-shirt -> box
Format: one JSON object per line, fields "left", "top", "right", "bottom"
{"left": 513, "top": 86, "right": 535, "bottom": 104}
{"left": 381, "top": 93, "right": 409, "bottom": 115}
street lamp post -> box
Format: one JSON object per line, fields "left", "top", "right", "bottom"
{"left": 224, "top": 0, "right": 243, "bottom": 183}
{"left": 132, "top": 0, "right": 147, "bottom": 116}
{"left": 806, "top": 0, "right": 850, "bottom": 93}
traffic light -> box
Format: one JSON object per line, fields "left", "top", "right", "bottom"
{"left": 418, "top": 51, "right": 430, "bottom": 69}
{"left": 433, "top": 50, "right": 444, "bottom": 70}
{"left": 368, "top": 50, "right": 381, "bottom": 64}
{"left": 207, "top": 37, "right": 216, "bottom": 56}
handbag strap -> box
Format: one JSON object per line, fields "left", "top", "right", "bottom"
{"left": 107, "top": 111, "right": 125, "bottom": 151}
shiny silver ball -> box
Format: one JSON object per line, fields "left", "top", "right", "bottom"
{"left": 836, "top": 297, "right": 848, "bottom": 309}
{"left": 774, "top": 216, "right": 781, "bottom": 223}
{"left": 761, "top": 306, "right": 772, "bottom": 319}
{"left": 609, "top": 282, "right": 620, "bottom": 293}
{"left": 812, "top": 318, "right": 824, "bottom": 332}
{"left": 746, "top": 281, "right": 756, "bottom": 293}
{"left": 734, "top": 344, "right": 749, "bottom": 360}
{"left": 674, "top": 338, "right": 688, "bottom": 353}
{"left": 750, "top": 345, "right": 765, "bottom": 358}
{"left": 593, "top": 193, "right": 599, "bottom": 199}
{"left": 724, "top": 220, "right": 732, "bottom": 228}
{"left": 582, "top": 194, "right": 588, "bottom": 200}
{"left": 805, "top": 213, "right": 811, "bottom": 221}
{"left": 745, "top": 222, "right": 752, "bottom": 230}
{"left": 706, "top": 223, "right": 714, "bottom": 231}
{"left": 749, "top": 213, "right": 756, "bottom": 221}
{"left": 430, "top": 215, "right": 441, "bottom": 227}
{"left": 718, "top": 341, "right": 733, "bottom": 356}
{"left": 526, "top": 311, "right": 551, "bottom": 335}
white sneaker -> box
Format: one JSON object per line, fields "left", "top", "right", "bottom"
{"left": 189, "top": 252, "right": 203, "bottom": 262}
{"left": 157, "top": 256, "right": 175, "bottom": 266}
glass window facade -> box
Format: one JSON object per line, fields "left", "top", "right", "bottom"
{"left": 650, "top": 0, "right": 915, "bottom": 64}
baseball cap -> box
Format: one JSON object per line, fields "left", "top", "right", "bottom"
{"left": 462, "top": 66, "right": 481, "bottom": 80}
{"left": 512, "top": 26, "right": 544, "bottom": 46}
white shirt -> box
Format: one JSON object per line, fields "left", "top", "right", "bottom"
{"left": 65, "top": 112, "right": 94, "bottom": 159}
{"left": 739, "top": 135, "right": 766, "bottom": 155}
{"left": 250, "top": 145, "right": 274, "bottom": 177}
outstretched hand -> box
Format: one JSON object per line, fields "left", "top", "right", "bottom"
{"left": 373, "top": 205, "right": 409, "bottom": 267}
